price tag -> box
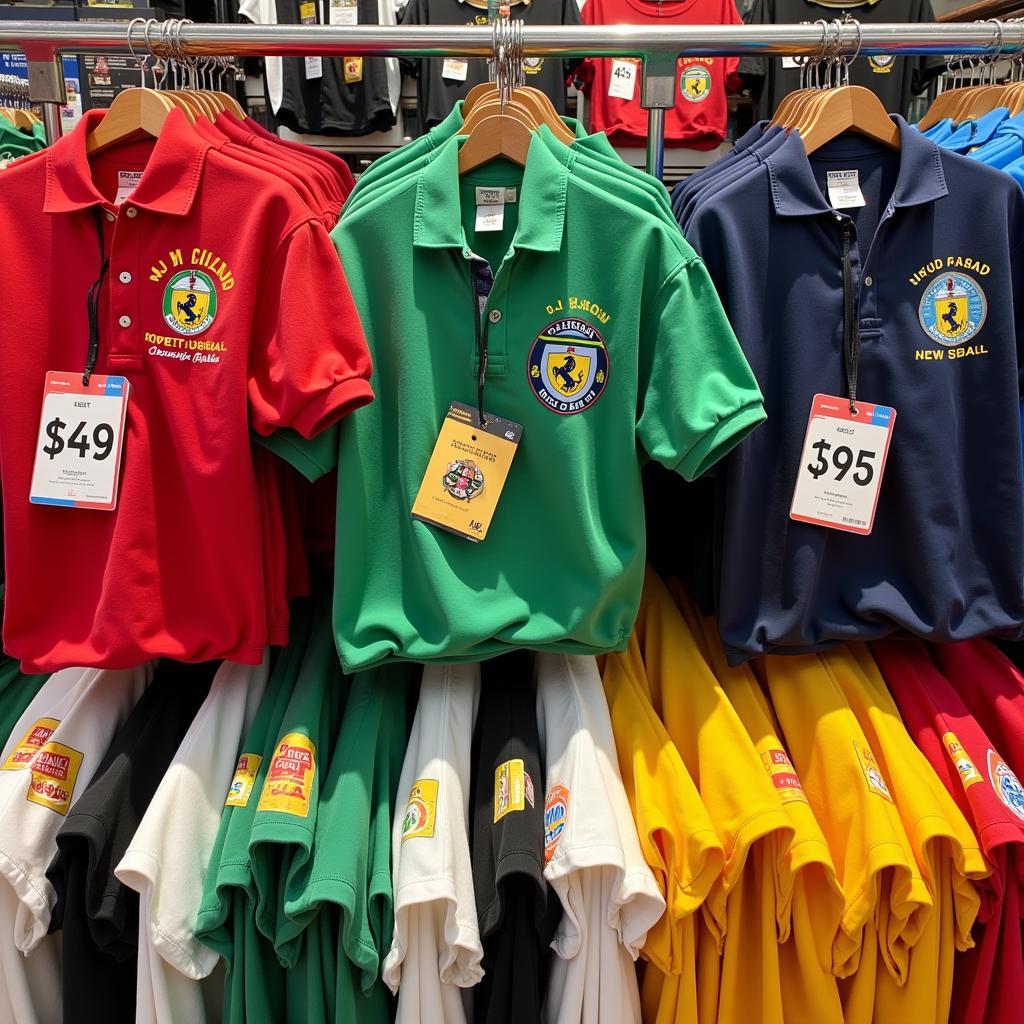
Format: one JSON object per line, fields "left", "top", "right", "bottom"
{"left": 329, "top": 0, "right": 358, "bottom": 24}
{"left": 608, "top": 59, "right": 638, "bottom": 101}
{"left": 790, "top": 394, "right": 896, "bottom": 536}
{"left": 300, "top": 1, "right": 323, "bottom": 79}
{"left": 411, "top": 401, "right": 522, "bottom": 542}
{"left": 442, "top": 59, "right": 469, "bottom": 82}
{"left": 30, "top": 371, "right": 131, "bottom": 512}
{"left": 781, "top": 56, "right": 800, "bottom": 69}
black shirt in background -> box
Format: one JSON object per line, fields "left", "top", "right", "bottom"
{"left": 46, "top": 660, "right": 217, "bottom": 1024}
{"left": 470, "top": 651, "right": 559, "bottom": 1024}
{"left": 270, "top": 0, "right": 397, "bottom": 135}
{"left": 399, "top": 0, "right": 582, "bottom": 134}
{"left": 741, "top": 0, "right": 942, "bottom": 119}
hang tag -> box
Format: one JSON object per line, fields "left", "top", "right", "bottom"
{"left": 475, "top": 204, "right": 504, "bottom": 232}
{"left": 826, "top": 169, "right": 867, "bottom": 209}
{"left": 781, "top": 56, "right": 800, "bottom": 69}
{"left": 30, "top": 371, "right": 131, "bottom": 512}
{"left": 343, "top": 56, "right": 363, "bottom": 83}
{"left": 442, "top": 58, "right": 469, "bottom": 82}
{"left": 114, "top": 170, "right": 143, "bottom": 206}
{"left": 300, "top": 1, "right": 322, "bottom": 79}
{"left": 790, "top": 393, "right": 896, "bottom": 535}
{"left": 329, "top": 0, "right": 358, "bottom": 24}
{"left": 411, "top": 401, "right": 522, "bottom": 542}
{"left": 608, "top": 59, "right": 638, "bottom": 101}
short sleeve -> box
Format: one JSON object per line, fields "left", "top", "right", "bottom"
{"left": 248, "top": 219, "right": 374, "bottom": 440}
{"left": 636, "top": 257, "right": 765, "bottom": 481}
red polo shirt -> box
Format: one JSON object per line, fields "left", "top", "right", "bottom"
{"left": 872, "top": 638, "right": 1024, "bottom": 1024}
{"left": 0, "top": 108, "right": 373, "bottom": 671}
{"left": 577, "top": 0, "right": 742, "bottom": 149}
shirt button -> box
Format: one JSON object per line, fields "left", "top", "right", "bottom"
{"left": 125, "top": 207, "right": 138, "bottom": 218}
{"left": 119, "top": 271, "right": 132, "bottom": 284}
{"left": 488, "top": 309, "right": 502, "bottom": 324}
{"left": 864, "top": 275, "right": 873, "bottom": 287}
{"left": 118, "top": 315, "right": 132, "bottom": 328}
{"left": 105, "top": 211, "right": 115, "bottom": 222}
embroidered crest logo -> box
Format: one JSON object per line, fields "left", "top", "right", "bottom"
{"left": 528, "top": 318, "right": 609, "bottom": 415}
{"left": 680, "top": 66, "right": 712, "bottom": 102}
{"left": 163, "top": 269, "right": 217, "bottom": 336}
{"left": 918, "top": 272, "right": 987, "bottom": 346}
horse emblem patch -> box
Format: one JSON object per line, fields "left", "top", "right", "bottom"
{"left": 918, "top": 272, "right": 987, "bottom": 346}
{"left": 527, "top": 318, "right": 609, "bottom": 415}
{"left": 163, "top": 269, "right": 217, "bottom": 336}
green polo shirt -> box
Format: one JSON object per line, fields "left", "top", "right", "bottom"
{"left": 279, "top": 132, "right": 765, "bottom": 672}
{"left": 345, "top": 104, "right": 675, "bottom": 226}
{"left": 284, "top": 663, "right": 413, "bottom": 1000}
{"left": 249, "top": 597, "right": 347, "bottom": 966}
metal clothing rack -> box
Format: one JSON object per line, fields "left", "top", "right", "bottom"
{"left": 2, "top": 20, "right": 1023, "bottom": 175}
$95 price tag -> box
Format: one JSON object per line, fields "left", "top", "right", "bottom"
{"left": 789, "top": 394, "right": 896, "bottom": 536}
{"left": 30, "top": 371, "right": 131, "bottom": 511}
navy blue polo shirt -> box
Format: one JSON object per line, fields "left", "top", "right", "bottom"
{"left": 684, "top": 117, "right": 1024, "bottom": 662}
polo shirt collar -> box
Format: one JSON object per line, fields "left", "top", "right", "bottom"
{"left": 413, "top": 127, "right": 572, "bottom": 254}
{"left": 766, "top": 116, "right": 948, "bottom": 218}
{"left": 45, "top": 106, "right": 211, "bottom": 216}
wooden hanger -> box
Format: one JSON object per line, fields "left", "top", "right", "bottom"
{"left": 799, "top": 84, "right": 900, "bottom": 152}
{"left": 514, "top": 85, "right": 575, "bottom": 144}
{"left": 463, "top": 82, "right": 497, "bottom": 117}
{"left": 7, "top": 107, "right": 35, "bottom": 130}
{"left": 458, "top": 109, "right": 534, "bottom": 172}
{"left": 86, "top": 88, "right": 178, "bottom": 155}
{"left": 917, "top": 54, "right": 976, "bottom": 131}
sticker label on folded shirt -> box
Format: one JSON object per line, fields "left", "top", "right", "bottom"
{"left": 544, "top": 784, "right": 569, "bottom": 862}
{"left": 790, "top": 393, "right": 895, "bottom": 536}
{"left": 258, "top": 732, "right": 315, "bottom": 817}
{"left": 942, "top": 733, "right": 982, "bottom": 791}
{"left": 826, "top": 169, "right": 867, "bottom": 209}
{"left": 988, "top": 750, "right": 1024, "bottom": 821}
{"left": 26, "top": 741, "right": 83, "bottom": 815}
{"left": 494, "top": 758, "right": 526, "bottom": 823}
{"left": 854, "top": 740, "right": 893, "bottom": 801}
{"left": 411, "top": 401, "right": 522, "bottom": 542}
{"left": 1, "top": 718, "right": 59, "bottom": 771}
{"left": 609, "top": 59, "right": 638, "bottom": 101}
{"left": 225, "top": 753, "right": 263, "bottom": 807}
{"left": 761, "top": 748, "right": 808, "bottom": 804}
{"left": 30, "top": 371, "right": 131, "bottom": 512}
{"left": 401, "top": 779, "right": 439, "bottom": 841}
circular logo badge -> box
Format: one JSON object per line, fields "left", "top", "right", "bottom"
{"left": 402, "top": 799, "right": 429, "bottom": 837}
{"left": 918, "top": 272, "right": 987, "bottom": 346}
{"left": 989, "top": 749, "right": 1024, "bottom": 821}
{"left": 527, "top": 318, "right": 609, "bottom": 415}
{"left": 442, "top": 459, "right": 484, "bottom": 501}
{"left": 163, "top": 269, "right": 217, "bottom": 336}
{"left": 522, "top": 56, "right": 544, "bottom": 75}
{"left": 680, "top": 66, "right": 712, "bottom": 102}
{"left": 869, "top": 55, "right": 895, "bottom": 73}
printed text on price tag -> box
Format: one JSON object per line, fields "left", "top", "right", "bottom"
{"left": 789, "top": 394, "right": 896, "bottom": 536}
{"left": 30, "top": 372, "right": 131, "bottom": 511}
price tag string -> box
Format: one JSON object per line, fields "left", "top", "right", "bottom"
{"left": 84, "top": 208, "right": 110, "bottom": 387}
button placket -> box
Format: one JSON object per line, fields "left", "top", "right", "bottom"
{"left": 106, "top": 207, "right": 144, "bottom": 366}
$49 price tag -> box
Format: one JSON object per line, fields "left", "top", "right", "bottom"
{"left": 30, "top": 371, "right": 131, "bottom": 512}
{"left": 789, "top": 393, "right": 896, "bottom": 536}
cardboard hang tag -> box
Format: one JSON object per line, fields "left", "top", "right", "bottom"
{"left": 411, "top": 401, "right": 522, "bottom": 542}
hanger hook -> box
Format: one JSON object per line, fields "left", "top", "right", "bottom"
{"left": 125, "top": 16, "right": 149, "bottom": 86}
{"left": 984, "top": 19, "right": 1004, "bottom": 84}
{"left": 844, "top": 16, "right": 863, "bottom": 86}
